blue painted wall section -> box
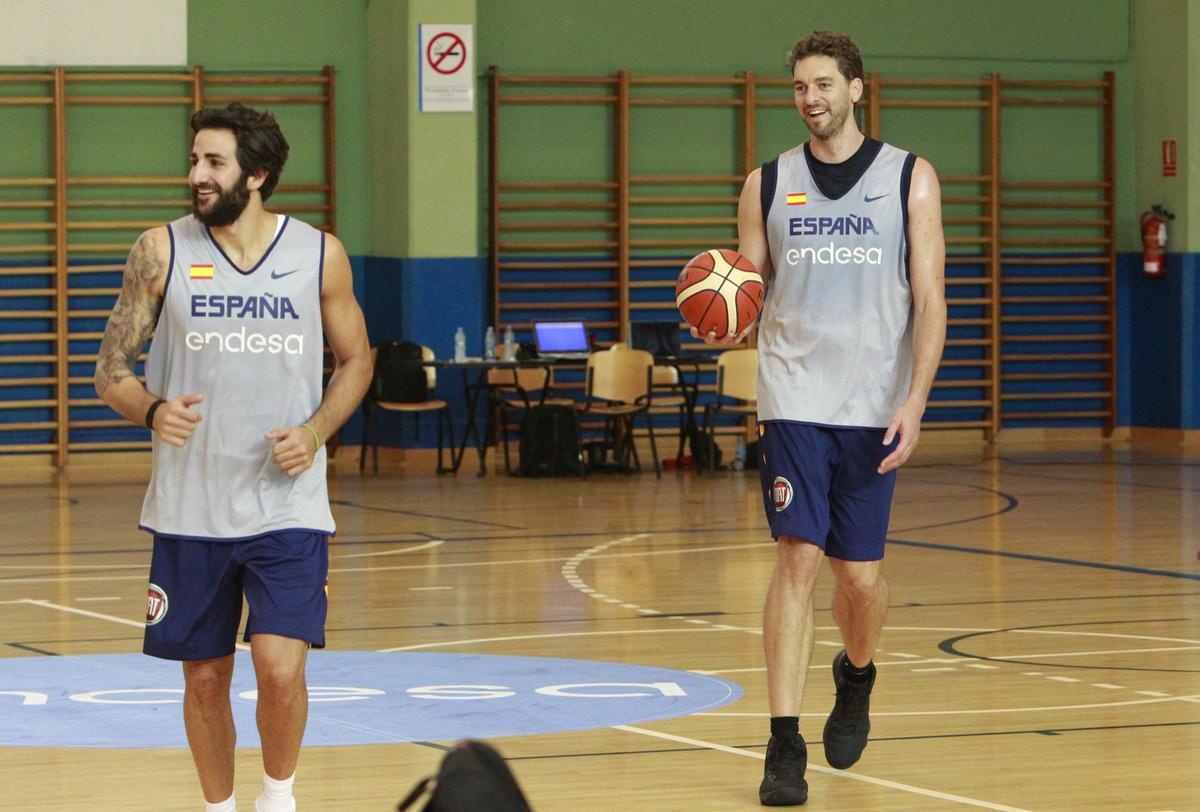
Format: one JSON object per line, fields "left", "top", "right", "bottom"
{"left": 1114, "top": 252, "right": 1134, "bottom": 427}
{"left": 1123, "top": 252, "right": 1196, "bottom": 428}
{"left": 356, "top": 256, "right": 488, "bottom": 449}
{"left": 7, "top": 251, "right": 1200, "bottom": 449}
{"left": 1187, "top": 254, "right": 1200, "bottom": 430}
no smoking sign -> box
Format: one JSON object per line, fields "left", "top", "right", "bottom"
{"left": 427, "top": 32, "right": 466, "bottom": 75}
{"left": 419, "top": 24, "right": 473, "bottom": 112}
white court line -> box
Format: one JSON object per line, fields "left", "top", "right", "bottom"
{"left": 330, "top": 553, "right": 614, "bottom": 576}
{"left": 696, "top": 657, "right": 973, "bottom": 675}
{"left": 1004, "top": 629, "right": 1200, "bottom": 645}
{"left": 614, "top": 724, "right": 1031, "bottom": 811}
{"left": 0, "top": 563, "right": 143, "bottom": 570}
{"left": 1, "top": 573, "right": 150, "bottom": 585}
{"left": 378, "top": 627, "right": 729, "bottom": 652}
{"left": 697, "top": 694, "right": 1200, "bottom": 717}
{"left": 987, "top": 645, "right": 1200, "bottom": 660}
{"left": 18, "top": 598, "right": 251, "bottom": 651}
{"left": 20, "top": 599, "right": 146, "bottom": 630}
{"left": 0, "top": 554, "right": 586, "bottom": 584}
{"left": 332, "top": 539, "right": 443, "bottom": 560}
{"left": 75, "top": 596, "right": 122, "bottom": 602}
{"left": 340, "top": 539, "right": 767, "bottom": 577}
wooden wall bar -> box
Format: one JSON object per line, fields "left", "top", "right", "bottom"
{"left": 490, "top": 67, "right": 1116, "bottom": 437}
{"left": 0, "top": 66, "right": 336, "bottom": 465}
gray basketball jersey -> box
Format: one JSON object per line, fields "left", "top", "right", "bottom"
{"left": 757, "top": 142, "right": 913, "bottom": 428}
{"left": 139, "top": 214, "right": 334, "bottom": 540}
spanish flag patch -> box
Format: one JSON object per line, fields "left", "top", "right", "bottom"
{"left": 786, "top": 192, "right": 807, "bottom": 206}
{"left": 189, "top": 264, "right": 214, "bottom": 280}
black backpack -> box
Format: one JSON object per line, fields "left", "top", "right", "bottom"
{"left": 398, "top": 740, "right": 533, "bottom": 812}
{"left": 688, "top": 426, "right": 723, "bottom": 469}
{"left": 517, "top": 404, "right": 582, "bottom": 476}
{"left": 373, "top": 340, "right": 428, "bottom": 403}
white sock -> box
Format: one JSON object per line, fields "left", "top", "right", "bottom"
{"left": 205, "top": 793, "right": 237, "bottom": 812}
{"left": 255, "top": 772, "right": 296, "bottom": 812}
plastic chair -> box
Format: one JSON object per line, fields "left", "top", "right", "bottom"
{"left": 577, "top": 347, "right": 660, "bottom": 477}
{"left": 359, "top": 341, "right": 454, "bottom": 474}
{"left": 701, "top": 348, "right": 758, "bottom": 475}
{"left": 610, "top": 343, "right": 688, "bottom": 462}
{"left": 650, "top": 362, "right": 689, "bottom": 463}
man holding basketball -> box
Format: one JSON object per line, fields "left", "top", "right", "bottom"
{"left": 699, "top": 31, "right": 946, "bottom": 805}
{"left": 95, "top": 103, "right": 371, "bottom": 811}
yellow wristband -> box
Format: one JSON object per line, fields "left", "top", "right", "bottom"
{"left": 301, "top": 422, "right": 322, "bottom": 451}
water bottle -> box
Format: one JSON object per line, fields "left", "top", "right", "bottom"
{"left": 502, "top": 325, "right": 516, "bottom": 361}
{"left": 453, "top": 326, "right": 466, "bottom": 363}
{"left": 732, "top": 436, "right": 747, "bottom": 471}
{"left": 484, "top": 326, "right": 497, "bottom": 360}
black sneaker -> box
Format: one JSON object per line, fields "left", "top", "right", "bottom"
{"left": 759, "top": 733, "right": 808, "bottom": 806}
{"left": 822, "top": 650, "right": 876, "bottom": 769}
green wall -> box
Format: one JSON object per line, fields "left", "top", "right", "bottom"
{"left": 477, "top": 0, "right": 1130, "bottom": 72}
{"left": 368, "top": 0, "right": 409, "bottom": 257}
{"left": 1193, "top": 4, "right": 1200, "bottom": 250}
{"left": 184, "top": 0, "right": 1149, "bottom": 257}
{"left": 189, "top": 0, "right": 370, "bottom": 254}
{"left": 477, "top": 0, "right": 1140, "bottom": 250}
{"left": 368, "top": 0, "right": 478, "bottom": 258}
{"left": 0, "top": 0, "right": 1168, "bottom": 257}
{"left": 1132, "top": 0, "right": 1194, "bottom": 251}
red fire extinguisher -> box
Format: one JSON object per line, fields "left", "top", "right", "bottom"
{"left": 1140, "top": 205, "right": 1174, "bottom": 277}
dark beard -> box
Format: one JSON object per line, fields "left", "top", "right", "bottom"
{"left": 805, "top": 101, "right": 852, "bottom": 141}
{"left": 192, "top": 172, "right": 251, "bottom": 227}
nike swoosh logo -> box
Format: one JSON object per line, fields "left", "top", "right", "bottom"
{"left": 864, "top": 193, "right": 889, "bottom": 203}
{"left": 270, "top": 268, "right": 302, "bottom": 279}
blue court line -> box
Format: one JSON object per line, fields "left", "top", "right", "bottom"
{"left": 329, "top": 499, "right": 526, "bottom": 530}
{"left": 981, "top": 466, "right": 1200, "bottom": 495}
{"left": 889, "top": 537, "right": 1200, "bottom": 581}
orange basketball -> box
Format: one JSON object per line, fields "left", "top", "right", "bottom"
{"left": 675, "top": 249, "right": 764, "bottom": 338}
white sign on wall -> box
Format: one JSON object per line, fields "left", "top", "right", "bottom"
{"left": 418, "top": 24, "right": 474, "bottom": 112}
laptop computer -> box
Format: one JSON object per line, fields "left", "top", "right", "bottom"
{"left": 532, "top": 320, "right": 591, "bottom": 360}
{"left": 629, "top": 319, "right": 682, "bottom": 360}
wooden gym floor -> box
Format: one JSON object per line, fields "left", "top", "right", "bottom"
{"left": 1, "top": 436, "right": 1198, "bottom": 811}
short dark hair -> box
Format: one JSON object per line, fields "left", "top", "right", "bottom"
{"left": 190, "top": 103, "right": 289, "bottom": 201}
{"left": 787, "top": 31, "right": 864, "bottom": 83}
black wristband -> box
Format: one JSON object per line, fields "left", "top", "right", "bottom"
{"left": 144, "top": 398, "right": 166, "bottom": 429}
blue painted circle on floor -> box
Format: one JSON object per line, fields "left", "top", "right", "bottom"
{"left": 0, "top": 651, "right": 741, "bottom": 748}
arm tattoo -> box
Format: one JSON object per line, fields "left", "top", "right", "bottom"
{"left": 95, "top": 232, "right": 164, "bottom": 397}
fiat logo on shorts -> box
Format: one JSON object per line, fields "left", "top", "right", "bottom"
{"left": 772, "top": 476, "right": 793, "bottom": 512}
{"left": 146, "top": 583, "right": 169, "bottom": 626}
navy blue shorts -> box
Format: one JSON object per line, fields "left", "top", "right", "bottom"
{"left": 144, "top": 530, "right": 329, "bottom": 661}
{"left": 757, "top": 422, "right": 898, "bottom": 561}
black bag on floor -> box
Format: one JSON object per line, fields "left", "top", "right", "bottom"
{"left": 517, "top": 404, "right": 582, "bottom": 476}
{"left": 688, "top": 427, "right": 723, "bottom": 469}
{"left": 397, "top": 740, "right": 533, "bottom": 812}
